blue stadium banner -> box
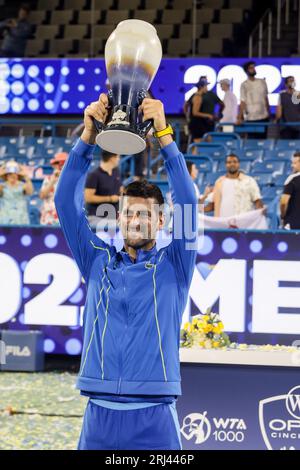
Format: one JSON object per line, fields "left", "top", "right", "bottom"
{"left": 0, "top": 226, "right": 300, "bottom": 354}
{"left": 1, "top": 57, "right": 300, "bottom": 114}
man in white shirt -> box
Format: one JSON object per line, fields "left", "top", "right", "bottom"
{"left": 213, "top": 153, "right": 264, "bottom": 217}
{"left": 219, "top": 79, "right": 238, "bottom": 123}
{"left": 237, "top": 61, "right": 270, "bottom": 138}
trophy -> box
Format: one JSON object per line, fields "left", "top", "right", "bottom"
{"left": 94, "top": 19, "right": 162, "bottom": 155}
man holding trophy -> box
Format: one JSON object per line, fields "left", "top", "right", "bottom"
{"left": 55, "top": 20, "right": 197, "bottom": 450}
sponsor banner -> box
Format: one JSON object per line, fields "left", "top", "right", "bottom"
{"left": 1, "top": 226, "right": 300, "bottom": 354}
{"left": 177, "top": 364, "right": 300, "bottom": 450}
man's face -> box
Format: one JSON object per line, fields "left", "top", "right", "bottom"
{"left": 226, "top": 156, "right": 240, "bottom": 174}
{"left": 291, "top": 156, "right": 300, "bottom": 173}
{"left": 247, "top": 63, "right": 256, "bottom": 77}
{"left": 119, "top": 196, "right": 164, "bottom": 249}
{"left": 190, "top": 164, "right": 198, "bottom": 180}
{"left": 111, "top": 155, "right": 120, "bottom": 169}
{"left": 18, "top": 8, "right": 28, "bottom": 20}
{"left": 286, "top": 77, "right": 295, "bottom": 89}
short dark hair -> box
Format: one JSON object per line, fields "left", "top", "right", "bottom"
{"left": 101, "top": 150, "right": 118, "bottom": 162}
{"left": 293, "top": 151, "right": 300, "bottom": 159}
{"left": 124, "top": 180, "right": 164, "bottom": 206}
{"left": 19, "top": 3, "right": 30, "bottom": 13}
{"left": 226, "top": 153, "right": 240, "bottom": 162}
{"left": 243, "top": 61, "right": 256, "bottom": 74}
{"left": 285, "top": 76, "right": 294, "bottom": 85}
{"left": 186, "top": 161, "right": 195, "bottom": 175}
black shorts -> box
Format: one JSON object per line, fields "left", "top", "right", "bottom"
{"left": 189, "top": 118, "right": 214, "bottom": 139}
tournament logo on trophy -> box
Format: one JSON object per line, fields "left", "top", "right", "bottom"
{"left": 94, "top": 19, "right": 162, "bottom": 155}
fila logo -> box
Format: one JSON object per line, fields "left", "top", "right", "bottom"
{"left": 6, "top": 346, "right": 31, "bottom": 357}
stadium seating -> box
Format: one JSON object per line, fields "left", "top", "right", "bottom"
{"left": 1, "top": 124, "right": 298, "bottom": 228}
{"left": 2, "top": 0, "right": 257, "bottom": 58}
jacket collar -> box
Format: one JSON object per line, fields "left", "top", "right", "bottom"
{"left": 119, "top": 244, "right": 157, "bottom": 265}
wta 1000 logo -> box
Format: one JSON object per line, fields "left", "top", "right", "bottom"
{"left": 180, "top": 412, "right": 247, "bottom": 446}
{"left": 259, "top": 385, "right": 300, "bottom": 450}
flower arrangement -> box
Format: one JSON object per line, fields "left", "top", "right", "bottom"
{"left": 180, "top": 309, "right": 231, "bottom": 349}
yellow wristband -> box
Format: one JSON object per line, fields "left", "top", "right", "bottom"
{"left": 153, "top": 124, "right": 174, "bottom": 138}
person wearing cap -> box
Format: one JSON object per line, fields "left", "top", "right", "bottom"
{"left": 39, "top": 152, "right": 67, "bottom": 225}
{"left": 0, "top": 160, "right": 33, "bottom": 225}
{"left": 219, "top": 79, "right": 238, "bottom": 124}
{"left": 186, "top": 76, "right": 224, "bottom": 149}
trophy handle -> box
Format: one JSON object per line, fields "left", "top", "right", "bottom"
{"left": 137, "top": 119, "right": 153, "bottom": 139}
{"left": 93, "top": 90, "right": 114, "bottom": 134}
{"left": 136, "top": 89, "right": 154, "bottom": 138}
{"left": 93, "top": 119, "right": 104, "bottom": 133}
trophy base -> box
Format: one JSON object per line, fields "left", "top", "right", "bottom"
{"left": 96, "top": 129, "right": 146, "bottom": 155}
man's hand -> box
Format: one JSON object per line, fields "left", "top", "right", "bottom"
{"left": 140, "top": 98, "right": 167, "bottom": 132}
{"left": 110, "top": 195, "right": 119, "bottom": 203}
{"left": 7, "top": 18, "right": 17, "bottom": 28}
{"left": 140, "top": 98, "right": 172, "bottom": 148}
{"left": 203, "top": 185, "right": 213, "bottom": 198}
{"left": 81, "top": 93, "right": 110, "bottom": 145}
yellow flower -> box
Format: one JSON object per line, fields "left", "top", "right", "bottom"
{"left": 204, "top": 339, "right": 212, "bottom": 349}
{"left": 213, "top": 341, "right": 220, "bottom": 348}
{"left": 184, "top": 322, "right": 192, "bottom": 333}
{"left": 213, "top": 322, "right": 224, "bottom": 334}
{"left": 203, "top": 324, "right": 213, "bottom": 334}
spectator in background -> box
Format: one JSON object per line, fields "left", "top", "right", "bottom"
{"left": 84, "top": 150, "right": 122, "bottom": 229}
{"left": 0, "top": 4, "right": 32, "bottom": 57}
{"left": 213, "top": 154, "right": 264, "bottom": 218}
{"left": 280, "top": 152, "right": 300, "bottom": 229}
{"left": 219, "top": 79, "right": 238, "bottom": 124}
{"left": 39, "top": 152, "right": 68, "bottom": 226}
{"left": 275, "top": 76, "right": 300, "bottom": 139}
{"left": 0, "top": 161, "right": 33, "bottom": 225}
{"left": 237, "top": 61, "right": 270, "bottom": 138}
{"left": 185, "top": 77, "right": 224, "bottom": 149}
{"left": 186, "top": 160, "right": 214, "bottom": 212}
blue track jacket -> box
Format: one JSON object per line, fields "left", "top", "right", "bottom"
{"left": 55, "top": 138, "right": 197, "bottom": 397}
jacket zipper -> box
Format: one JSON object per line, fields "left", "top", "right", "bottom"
{"left": 117, "top": 268, "right": 129, "bottom": 394}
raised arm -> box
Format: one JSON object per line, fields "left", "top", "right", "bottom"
{"left": 54, "top": 96, "right": 113, "bottom": 282}
{"left": 140, "top": 99, "right": 198, "bottom": 287}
